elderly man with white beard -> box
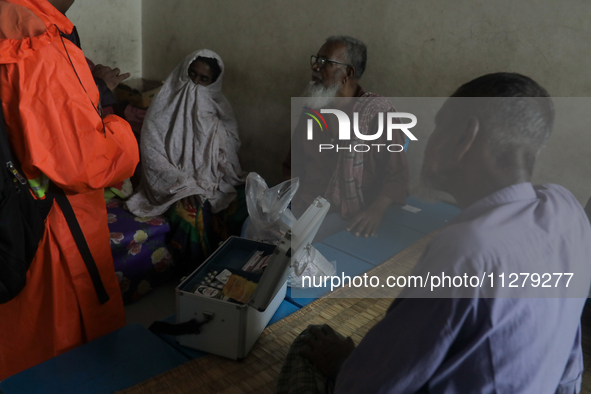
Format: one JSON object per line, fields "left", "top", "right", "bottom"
{"left": 283, "top": 35, "right": 409, "bottom": 240}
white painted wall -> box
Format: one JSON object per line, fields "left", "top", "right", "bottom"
{"left": 67, "top": 0, "right": 142, "bottom": 78}
{"left": 139, "top": 0, "right": 591, "bottom": 204}
{"left": 68, "top": 1, "right": 589, "bottom": 204}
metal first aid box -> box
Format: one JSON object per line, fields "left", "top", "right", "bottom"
{"left": 175, "top": 197, "right": 329, "bottom": 360}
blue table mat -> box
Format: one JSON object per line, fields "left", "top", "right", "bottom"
{"left": 322, "top": 222, "right": 425, "bottom": 266}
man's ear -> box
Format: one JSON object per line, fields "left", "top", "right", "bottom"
{"left": 455, "top": 117, "right": 479, "bottom": 162}
{"left": 346, "top": 66, "right": 356, "bottom": 79}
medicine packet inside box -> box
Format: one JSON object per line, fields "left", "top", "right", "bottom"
{"left": 176, "top": 197, "right": 329, "bottom": 359}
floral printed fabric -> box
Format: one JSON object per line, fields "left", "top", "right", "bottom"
{"left": 166, "top": 185, "right": 248, "bottom": 276}
{"left": 107, "top": 198, "right": 175, "bottom": 304}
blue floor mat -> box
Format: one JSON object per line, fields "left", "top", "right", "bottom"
{"left": 268, "top": 299, "right": 301, "bottom": 325}
{"left": 0, "top": 324, "right": 189, "bottom": 394}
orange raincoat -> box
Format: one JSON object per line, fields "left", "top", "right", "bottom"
{"left": 0, "top": 0, "right": 139, "bottom": 379}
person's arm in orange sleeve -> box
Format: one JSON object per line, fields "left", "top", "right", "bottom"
{"left": 20, "top": 108, "right": 139, "bottom": 194}
{"left": 5, "top": 36, "right": 140, "bottom": 194}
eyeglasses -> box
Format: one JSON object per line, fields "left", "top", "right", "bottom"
{"left": 310, "top": 55, "right": 352, "bottom": 69}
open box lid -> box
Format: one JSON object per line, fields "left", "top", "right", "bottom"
{"left": 248, "top": 197, "right": 330, "bottom": 311}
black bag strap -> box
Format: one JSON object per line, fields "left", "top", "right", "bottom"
{"left": 148, "top": 314, "right": 214, "bottom": 336}
{"left": 0, "top": 106, "right": 27, "bottom": 187}
{"left": 0, "top": 120, "right": 11, "bottom": 161}
{"left": 52, "top": 187, "right": 110, "bottom": 304}
{"left": 0, "top": 98, "right": 12, "bottom": 160}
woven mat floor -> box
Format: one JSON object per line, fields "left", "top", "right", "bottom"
{"left": 117, "top": 231, "right": 591, "bottom": 394}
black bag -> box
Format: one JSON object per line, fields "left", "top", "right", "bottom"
{"left": 0, "top": 101, "right": 109, "bottom": 304}
{"left": 0, "top": 103, "right": 50, "bottom": 303}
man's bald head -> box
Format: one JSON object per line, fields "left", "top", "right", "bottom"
{"left": 451, "top": 73, "right": 554, "bottom": 176}
{"left": 421, "top": 73, "right": 554, "bottom": 207}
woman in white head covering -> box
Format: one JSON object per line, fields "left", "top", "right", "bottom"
{"left": 126, "top": 49, "right": 247, "bottom": 267}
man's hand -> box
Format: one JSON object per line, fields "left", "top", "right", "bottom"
{"left": 300, "top": 324, "right": 355, "bottom": 379}
{"left": 92, "top": 64, "right": 130, "bottom": 91}
{"left": 347, "top": 195, "right": 392, "bottom": 237}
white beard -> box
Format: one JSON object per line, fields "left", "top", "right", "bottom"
{"left": 301, "top": 81, "right": 340, "bottom": 109}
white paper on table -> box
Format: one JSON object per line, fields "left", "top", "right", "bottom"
{"left": 402, "top": 205, "right": 422, "bottom": 213}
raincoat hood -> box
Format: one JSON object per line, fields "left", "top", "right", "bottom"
{"left": 0, "top": 0, "right": 73, "bottom": 64}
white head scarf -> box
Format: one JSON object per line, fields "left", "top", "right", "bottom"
{"left": 126, "top": 49, "right": 245, "bottom": 217}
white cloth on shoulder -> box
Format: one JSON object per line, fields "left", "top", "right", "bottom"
{"left": 126, "top": 49, "right": 245, "bottom": 217}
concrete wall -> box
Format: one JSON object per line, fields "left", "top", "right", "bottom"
{"left": 67, "top": 0, "right": 142, "bottom": 78}
{"left": 136, "top": 0, "right": 591, "bottom": 204}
